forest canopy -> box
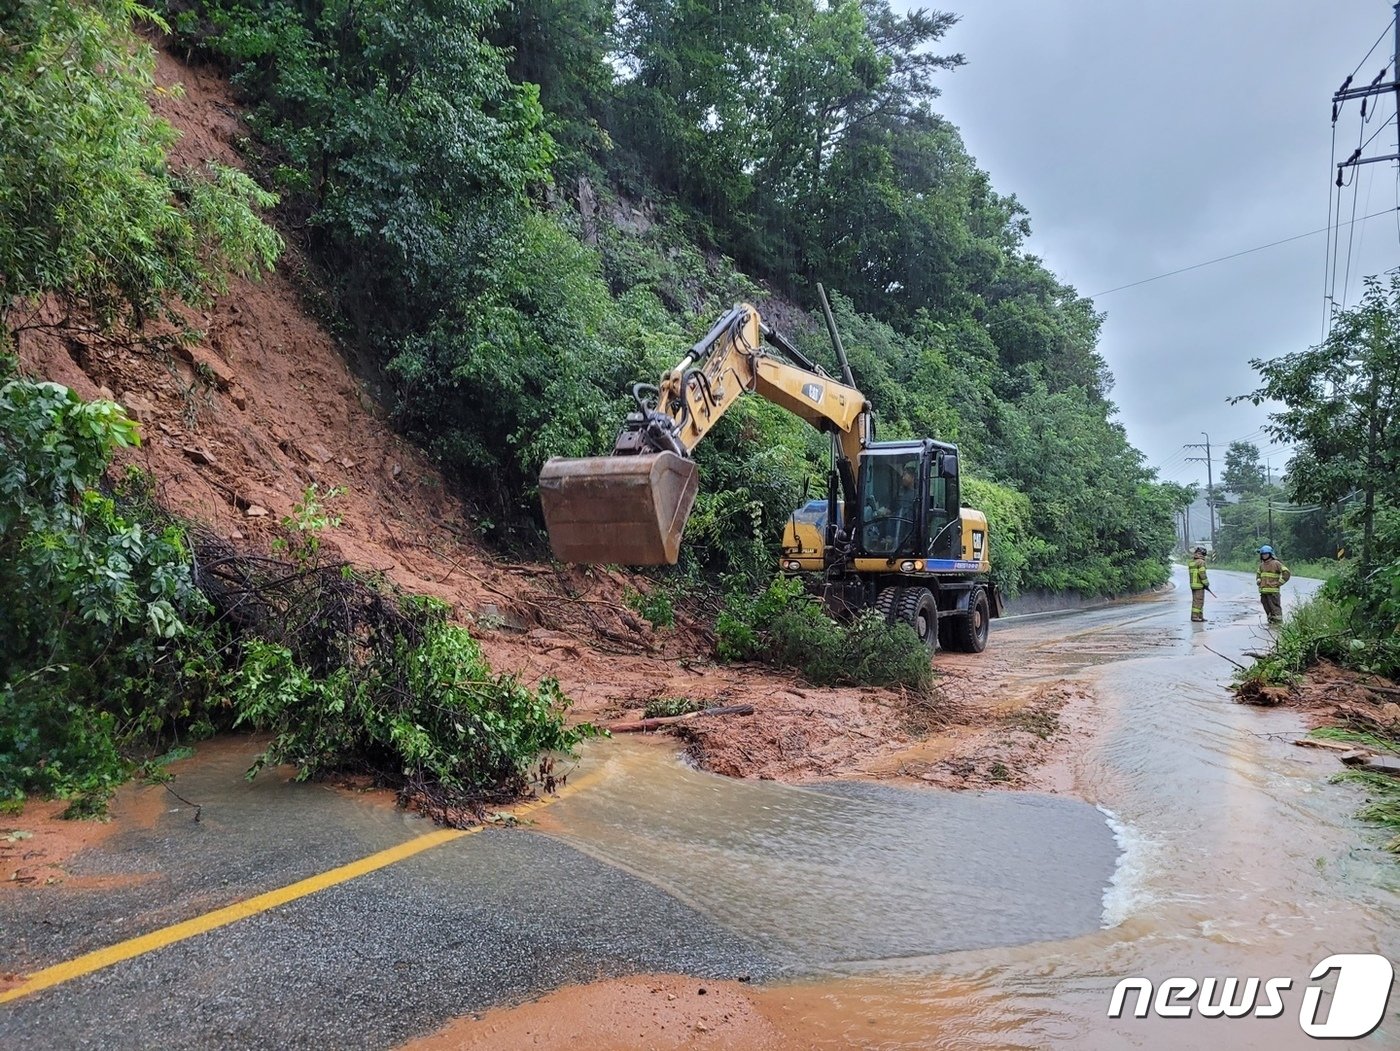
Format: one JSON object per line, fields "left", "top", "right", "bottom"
{"left": 159, "top": 0, "right": 1180, "bottom": 595}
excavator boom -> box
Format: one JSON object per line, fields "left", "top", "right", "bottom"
{"left": 539, "top": 303, "right": 865, "bottom": 565}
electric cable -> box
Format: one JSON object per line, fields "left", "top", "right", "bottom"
{"left": 1351, "top": 20, "right": 1395, "bottom": 83}
{"left": 1091, "top": 207, "right": 1398, "bottom": 299}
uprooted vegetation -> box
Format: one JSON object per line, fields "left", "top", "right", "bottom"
{"left": 1235, "top": 596, "right": 1400, "bottom": 853}
{"left": 716, "top": 576, "right": 934, "bottom": 694}
{"left": 0, "top": 378, "right": 592, "bottom": 820}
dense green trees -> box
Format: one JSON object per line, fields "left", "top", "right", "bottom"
{"left": 1238, "top": 276, "right": 1400, "bottom": 674}
{"left": 165, "top": 0, "right": 1177, "bottom": 595}
{"left": 1, "top": 0, "right": 280, "bottom": 349}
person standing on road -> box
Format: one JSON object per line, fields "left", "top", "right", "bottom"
{"left": 1256, "top": 545, "right": 1291, "bottom": 624}
{"left": 1188, "top": 546, "right": 1210, "bottom": 622}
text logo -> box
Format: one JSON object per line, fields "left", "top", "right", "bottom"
{"left": 801, "top": 382, "right": 823, "bottom": 403}
{"left": 1108, "top": 954, "right": 1394, "bottom": 1038}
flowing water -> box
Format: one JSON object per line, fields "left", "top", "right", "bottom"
{"left": 542, "top": 567, "right": 1400, "bottom": 1048}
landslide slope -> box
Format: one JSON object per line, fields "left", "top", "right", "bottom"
{"left": 16, "top": 45, "right": 935, "bottom": 779}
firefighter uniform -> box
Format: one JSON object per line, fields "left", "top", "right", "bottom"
{"left": 1188, "top": 549, "right": 1210, "bottom": 622}
{"left": 1256, "top": 547, "right": 1291, "bottom": 623}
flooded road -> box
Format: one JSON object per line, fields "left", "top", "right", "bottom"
{"left": 6, "top": 566, "right": 1398, "bottom": 1049}
{"left": 540, "top": 567, "right": 1400, "bottom": 1048}
{"left": 541, "top": 741, "right": 1116, "bottom": 964}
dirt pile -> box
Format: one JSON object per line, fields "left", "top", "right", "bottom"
{"left": 1236, "top": 660, "right": 1400, "bottom": 738}
{"left": 14, "top": 43, "right": 1069, "bottom": 791}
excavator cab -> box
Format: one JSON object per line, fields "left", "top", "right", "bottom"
{"left": 853, "top": 442, "right": 960, "bottom": 561}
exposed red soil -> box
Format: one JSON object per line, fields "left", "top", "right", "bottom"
{"left": 14, "top": 43, "right": 1077, "bottom": 798}
{"left": 0, "top": 783, "right": 164, "bottom": 892}
{"left": 1235, "top": 659, "right": 1400, "bottom": 737}
{"left": 400, "top": 972, "right": 984, "bottom": 1051}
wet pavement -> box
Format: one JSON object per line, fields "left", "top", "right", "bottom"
{"left": 4, "top": 567, "right": 1398, "bottom": 1049}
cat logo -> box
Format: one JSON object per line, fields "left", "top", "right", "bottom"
{"left": 972, "top": 530, "right": 985, "bottom": 559}
{"left": 801, "top": 382, "right": 824, "bottom": 403}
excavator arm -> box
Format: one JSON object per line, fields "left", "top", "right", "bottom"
{"left": 539, "top": 303, "right": 868, "bottom": 565}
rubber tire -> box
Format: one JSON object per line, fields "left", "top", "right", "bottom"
{"left": 874, "top": 586, "right": 901, "bottom": 623}
{"left": 946, "top": 588, "right": 991, "bottom": 654}
{"left": 897, "top": 587, "right": 939, "bottom": 652}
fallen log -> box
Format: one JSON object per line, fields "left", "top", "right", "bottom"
{"left": 1294, "top": 737, "right": 1366, "bottom": 753}
{"left": 607, "top": 704, "right": 756, "bottom": 733}
{"left": 1360, "top": 755, "right": 1400, "bottom": 777}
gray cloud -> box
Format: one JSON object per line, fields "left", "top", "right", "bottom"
{"left": 918, "top": 0, "right": 1399, "bottom": 484}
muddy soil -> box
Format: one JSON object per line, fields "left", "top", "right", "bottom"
{"left": 400, "top": 973, "right": 969, "bottom": 1051}
{"left": 1236, "top": 659, "right": 1400, "bottom": 738}
{"left": 14, "top": 42, "right": 1080, "bottom": 800}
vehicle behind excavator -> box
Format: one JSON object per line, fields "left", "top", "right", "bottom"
{"left": 539, "top": 291, "right": 1000, "bottom": 654}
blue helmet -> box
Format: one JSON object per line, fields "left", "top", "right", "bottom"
{"left": 1258, "top": 545, "right": 1274, "bottom": 556}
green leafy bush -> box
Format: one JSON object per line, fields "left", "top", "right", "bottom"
{"left": 0, "top": 379, "right": 591, "bottom": 816}
{"left": 232, "top": 615, "right": 592, "bottom": 797}
{"left": 1236, "top": 595, "right": 1352, "bottom": 689}
{"left": 716, "top": 576, "right": 932, "bottom": 692}
{"left": 643, "top": 697, "right": 703, "bottom": 719}
{"left": 625, "top": 586, "right": 675, "bottom": 630}
{"left": 0, "top": 380, "right": 219, "bottom": 810}
{"left": 0, "top": 0, "right": 279, "bottom": 347}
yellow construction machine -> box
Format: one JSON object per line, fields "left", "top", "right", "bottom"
{"left": 538, "top": 294, "right": 1000, "bottom": 653}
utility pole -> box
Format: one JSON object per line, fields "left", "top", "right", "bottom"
{"left": 1266, "top": 457, "right": 1275, "bottom": 546}
{"left": 1332, "top": 3, "right": 1400, "bottom": 183}
{"left": 1184, "top": 432, "right": 1216, "bottom": 551}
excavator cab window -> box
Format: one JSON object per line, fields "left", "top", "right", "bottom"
{"left": 858, "top": 452, "right": 920, "bottom": 555}
{"left": 927, "top": 451, "right": 961, "bottom": 560}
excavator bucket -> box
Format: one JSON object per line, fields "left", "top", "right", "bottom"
{"left": 538, "top": 452, "right": 700, "bottom": 565}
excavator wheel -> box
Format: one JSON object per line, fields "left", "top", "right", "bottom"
{"left": 944, "top": 588, "right": 991, "bottom": 653}
{"left": 873, "top": 585, "right": 901, "bottom": 624}
{"left": 897, "top": 587, "right": 939, "bottom": 652}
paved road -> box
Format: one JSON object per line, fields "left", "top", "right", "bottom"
{"left": 2, "top": 580, "right": 1223, "bottom": 1050}
{"left": 1, "top": 753, "right": 783, "bottom": 1049}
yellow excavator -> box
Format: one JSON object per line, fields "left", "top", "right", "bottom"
{"left": 538, "top": 294, "right": 1000, "bottom": 653}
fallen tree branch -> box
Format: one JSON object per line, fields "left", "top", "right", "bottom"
{"left": 1203, "top": 645, "right": 1248, "bottom": 670}
{"left": 606, "top": 704, "right": 755, "bottom": 733}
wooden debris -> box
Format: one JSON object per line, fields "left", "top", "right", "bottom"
{"left": 607, "top": 704, "right": 756, "bottom": 734}
{"left": 1340, "top": 750, "right": 1372, "bottom": 766}
{"left": 1360, "top": 755, "right": 1400, "bottom": 777}
{"left": 1294, "top": 738, "right": 1365, "bottom": 753}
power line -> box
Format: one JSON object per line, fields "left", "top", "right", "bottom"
{"left": 1347, "top": 17, "right": 1395, "bottom": 85}
{"left": 1091, "top": 207, "right": 1399, "bottom": 298}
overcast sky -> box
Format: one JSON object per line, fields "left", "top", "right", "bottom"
{"left": 915, "top": 0, "right": 1400, "bottom": 489}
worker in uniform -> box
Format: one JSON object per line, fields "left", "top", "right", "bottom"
{"left": 1188, "top": 546, "right": 1210, "bottom": 622}
{"left": 1256, "top": 545, "right": 1291, "bottom": 624}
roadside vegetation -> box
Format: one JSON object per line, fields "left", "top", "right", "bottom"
{"left": 0, "top": 1, "right": 588, "bottom": 819}
{"left": 0, "top": 375, "right": 592, "bottom": 819}
{"left": 716, "top": 577, "right": 933, "bottom": 693}
{"left": 1209, "top": 557, "right": 1341, "bottom": 581}
{"left": 1234, "top": 277, "right": 1400, "bottom": 852}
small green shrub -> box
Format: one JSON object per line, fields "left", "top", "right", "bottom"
{"left": 625, "top": 586, "right": 676, "bottom": 630}
{"left": 0, "top": 380, "right": 220, "bottom": 811}
{"left": 716, "top": 576, "right": 932, "bottom": 692}
{"left": 643, "top": 697, "right": 703, "bottom": 719}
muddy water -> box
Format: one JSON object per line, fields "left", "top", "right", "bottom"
{"left": 542, "top": 740, "right": 1116, "bottom": 964}
{"left": 543, "top": 568, "right": 1400, "bottom": 1048}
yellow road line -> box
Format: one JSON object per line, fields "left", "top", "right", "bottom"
{"left": 0, "top": 766, "right": 600, "bottom": 1005}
